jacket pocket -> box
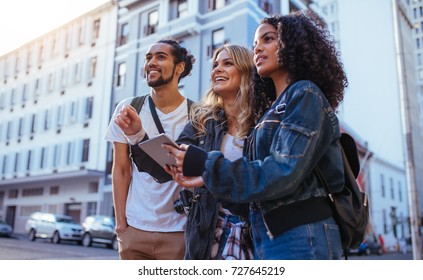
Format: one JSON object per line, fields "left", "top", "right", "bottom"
{"left": 273, "top": 123, "right": 315, "bottom": 158}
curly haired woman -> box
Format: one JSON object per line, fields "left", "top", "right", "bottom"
{"left": 164, "top": 11, "right": 349, "bottom": 260}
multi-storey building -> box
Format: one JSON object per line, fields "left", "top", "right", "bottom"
{"left": 412, "top": 0, "right": 423, "bottom": 223}
{"left": 316, "top": 0, "right": 422, "bottom": 253}
{"left": 0, "top": 2, "right": 118, "bottom": 233}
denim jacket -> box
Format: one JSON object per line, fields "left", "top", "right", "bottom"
{"left": 184, "top": 80, "right": 344, "bottom": 239}
{"left": 130, "top": 109, "right": 250, "bottom": 259}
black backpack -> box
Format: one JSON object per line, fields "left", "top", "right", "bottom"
{"left": 315, "top": 132, "right": 369, "bottom": 255}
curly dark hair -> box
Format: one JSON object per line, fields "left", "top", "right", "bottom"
{"left": 157, "top": 39, "right": 196, "bottom": 81}
{"left": 252, "top": 69, "right": 276, "bottom": 120}
{"left": 261, "top": 11, "right": 348, "bottom": 108}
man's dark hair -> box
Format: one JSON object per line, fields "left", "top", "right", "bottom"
{"left": 157, "top": 39, "right": 195, "bottom": 81}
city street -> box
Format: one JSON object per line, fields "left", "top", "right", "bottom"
{"left": 0, "top": 234, "right": 415, "bottom": 260}
{"left": 0, "top": 234, "right": 118, "bottom": 260}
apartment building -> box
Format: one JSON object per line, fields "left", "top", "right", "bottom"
{"left": 0, "top": 2, "right": 118, "bottom": 233}
{"left": 412, "top": 0, "right": 423, "bottom": 220}
{"left": 316, "top": 0, "right": 422, "bottom": 251}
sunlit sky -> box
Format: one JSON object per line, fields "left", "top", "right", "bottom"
{"left": 0, "top": 0, "right": 109, "bottom": 56}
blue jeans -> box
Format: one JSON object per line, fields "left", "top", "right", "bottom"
{"left": 250, "top": 209, "right": 343, "bottom": 260}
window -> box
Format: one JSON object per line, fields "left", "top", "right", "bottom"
{"left": 65, "top": 31, "right": 71, "bottom": 56}
{"left": 208, "top": 0, "right": 226, "bottom": 10}
{"left": 146, "top": 10, "right": 158, "bottom": 35}
{"left": 26, "top": 150, "right": 32, "bottom": 172}
{"left": 87, "top": 201, "right": 97, "bottom": 216}
{"left": 34, "top": 78, "right": 41, "bottom": 102}
{"left": 82, "top": 139, "right": 90, "bottom": 162}
{"left": 88, "top": 182, "right": 98, "bottom": 193}
{"left": 118, "top": 23, "right": 129, "bottom": 46}
{"left": 18, "top": 117, "right": 24, "bottom": 138}
{"left": 38, "top": 45, "right": 44, "bottom": 68}
{"left": 44, "top": 109, "right": 51, "bottom": 130}
{"left": 382, "top": 209, "right": 387, "bottom": 234}
{"left": 50, "top": 186, "right": 59, "bottom": 195}
{"left": 52, "top": 36, "right": 58, "bottom": 57}
{"left": 78, "top": 24, "right": 85, "bottom": 45}
{"left": 85, "top": 97, "right": 94, "bottom": 122}
{"left": 0, "top": 92, "right": 5, "bottom": 110}
{"left": 8, "top": 189, "right": 18, "bottom": 199}
{"left": 48, "top": 73, "right": 54, "bottom": 92}
{"left": 53, "top": 144, "right": 61, "bottom": 168}
{"left": 2, "top": 155, "right": 7, "bottom": 175}
{"left": 47, "top": 205, "right": 57, "bottom": 214}
{"left": 0, "top": 191, "right": 4, "bottom": 209}
{"left": 390, "top": 177, "right": 395, "bottom": 200}
{"left": 15, "top": 56, "right": 20, "bottom": 78}
{"left": 10, "top": 88, "right": 16, "bottom": 108}
{"left": 177, "top": 0, "right": 188, "bottom": 18}
{"left": 70, "top": 101, "right": 78, "bottom": 123}
{"left": 398, "top": 181, "right": 402, "bottom": 202}
{"left": 88, "top": 57, "right": 97, "bottom": 81}
{"left": 26, "top": 50, "right": 31, "bottom": 73}
{"left": 381, "top": 174, "right": 385, "bottom": 198}
{"left": 40, "top": 147, "right": 47, "bottom": 169}
{"left": 74, "top": 62, "right": 81, "bottom": 84}
{"left": 117, "top": 62, "right": 126, "bottom": 87}
{"left": 20, "top": 205, "right": 42, "bottom": 216}
{"left": 30, "top": 113, "right": 37, "bottom": 134}
{"left": 259, "top": 0, "right": 273, "bottom": 14}
{"left": 22, "top": 188, "right": 44, "bottom": 197}
{"left": 22, "top": 84, "right": 28, "bottom": 106}
{"left": 210, "top": 28, "right": 225, "bottom": 56}
{"left": 92, "top": 19, "right": 101, "bottom": 42}
{"left": 61, "top": 68, "right": 68, "bottom": 91}
{"left": 6, "top": 121, "right": 12, "bottom": 141}
{"left": 14, "top": 153, "right": 19, "bottom": 174}
{"left": 66, "top": 142, "right": 74, "bottom": 165}
{"left": 57, "top": 105, "right": 64, "bottom": 128}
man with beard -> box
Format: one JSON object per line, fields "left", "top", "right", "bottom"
{"left": 105, "top": 39, "right": 195, "bottom": 259}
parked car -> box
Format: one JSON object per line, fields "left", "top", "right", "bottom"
{"left": 0, "top": 220, "right": 13, "bottom": 237}
{"left": 81, "top": 215, "right": 118, "bottom": 250}
{"left": 25, "top": 212, "right": 83, "bottom": 244}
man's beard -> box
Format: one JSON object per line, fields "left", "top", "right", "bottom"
{"left": 147, "top": 66, "right": 176, "bottom": 87}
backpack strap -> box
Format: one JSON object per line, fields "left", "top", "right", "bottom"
{"left": 130, "top": 94, "right": 148, "bottom": 114}
{"left": 148, "top": 96, "right": 165, "bottom": 134}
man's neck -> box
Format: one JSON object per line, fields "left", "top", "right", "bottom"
{"left": 150, "top": 84, "right": 185, "bottom": 114}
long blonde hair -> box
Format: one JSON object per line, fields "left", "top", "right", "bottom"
{"left": 190, "top": 44, "right": 255, "bottom": 140}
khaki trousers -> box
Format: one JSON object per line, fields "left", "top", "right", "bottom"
{"left": 117, "top": 225, "right": 185, "bottom": 260}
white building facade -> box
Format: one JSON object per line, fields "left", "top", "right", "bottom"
{"left": 0, "top": 2, "right": 118, "bottom": 233}
{"left": 316, "top": 0, "right": 422, "bottom": 251}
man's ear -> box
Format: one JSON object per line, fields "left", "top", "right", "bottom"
{"left": 176, "top": 62, "right": 185, "bottom": 76}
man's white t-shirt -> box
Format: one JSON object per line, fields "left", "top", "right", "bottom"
{"left": 104, "top": 96, "right": 188, "bottom": 232}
